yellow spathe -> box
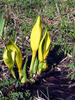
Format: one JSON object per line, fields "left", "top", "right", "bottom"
{"left": 30, "top": 16, "right": 42, "bottom": 51}
{"left": 3, "top": 37, "right": 22, "bottom": 79}
{"left": 38, "top": 30, "right": 51, "bottom": 62}
{"left": 30, "top": 16, "right": 42, "bottom": 73}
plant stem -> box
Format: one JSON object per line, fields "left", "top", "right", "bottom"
{"left": 32, "top": 56, "right": 38, "bottom": 74}
{"left": 30, "top": 51, "right": 36, "bottom": 76}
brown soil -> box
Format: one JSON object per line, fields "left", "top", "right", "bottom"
{"left": 0, "top": 39, "right": 75, "bottom": 100}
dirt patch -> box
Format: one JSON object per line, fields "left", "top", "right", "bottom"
{"left": 0, "top": 40, "right": 75, "bottom": 100}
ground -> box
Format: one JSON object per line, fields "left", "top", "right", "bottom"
{"left": 0, "top": 0, "right": 75, "bottom": 100}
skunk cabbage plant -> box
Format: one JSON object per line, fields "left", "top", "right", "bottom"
{"left": 3, "top": 37, "right": 22, "bottom": 79}
{"left": 30, "top": 16, "right": 42, "bottom": 74}
{"left": 3, "top": 15, "right": 51, "bottom": 83}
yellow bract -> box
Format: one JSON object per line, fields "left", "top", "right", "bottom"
{"left": 30, "top": 16, "right": 42, "bottom": 51}
{"left": 38, "top": 30, "right": 51, "bottom": 62}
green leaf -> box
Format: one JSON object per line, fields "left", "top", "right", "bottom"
{"left": 0, "top": 15, "right": 5, "bottom": 37}
{"left": 32, "top": 56, "right": 39, "bottom": 74}
{"left": 67, "top": 63, "right": 73, "bottom": 68}
{"left": 71, "top": 74, "right": 75, "bottom": 80}
{"left": 67, "top": 73, "right": 71, "bottom": 78}
{"left": 37, "top": 61, "right": 48, "bottom": 75}
{"left": 21, "top": 57, "right": 28, "bottom": 83}
{"left": 30, "top": 78, "right": 35, "bottom": 83}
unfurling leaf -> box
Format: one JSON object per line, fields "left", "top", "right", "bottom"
{"left": 38, "top": 30, "right": 51, "bottom": 62}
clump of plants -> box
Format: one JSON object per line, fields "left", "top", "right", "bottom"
{"left": 2, "top": 16, "right": 51, "bottom": 83}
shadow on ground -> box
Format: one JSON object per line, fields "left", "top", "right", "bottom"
{"left": 27, "top": 45, "right": 75, "bottom": 100}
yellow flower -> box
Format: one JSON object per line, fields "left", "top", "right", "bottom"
{"left": 38, "top": 30, "right": 51, "bottom": 62}
{"left": 30, "top": 16, "right": 42, "bottom": 74}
